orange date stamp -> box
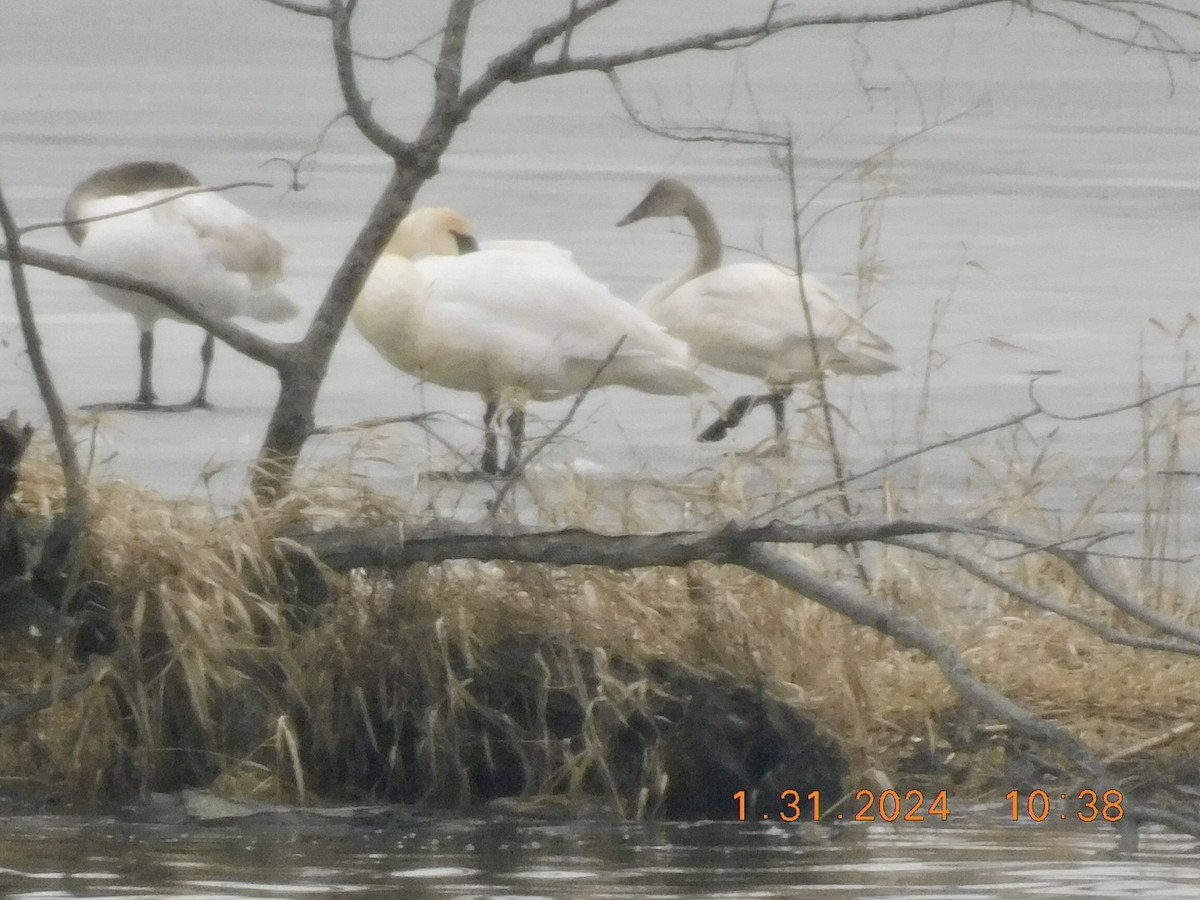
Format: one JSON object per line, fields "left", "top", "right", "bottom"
{"left": 734, "top": 788, "right": 1125, "bottom": 823}
{"left": 733, "top": 788, "right": 951, "bottom": 822}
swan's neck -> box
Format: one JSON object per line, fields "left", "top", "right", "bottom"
{"left": 684, "top": 192, "right": 722, "bottom": 278}
{"left": 645, "top": 192, "right": 722, "bottom": 309}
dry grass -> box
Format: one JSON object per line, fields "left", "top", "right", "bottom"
{"left": 3, "top": 404, "right": 1200, "bottom": 815}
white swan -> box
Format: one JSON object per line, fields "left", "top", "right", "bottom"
{"left": 618, "top": 178, "right": 897, "bottom": 442}
{"left": 65, "top": 161, "right": 297, "bottom": 410}
{"left": 351, "top": 207, "right": 707, "bottom": 475}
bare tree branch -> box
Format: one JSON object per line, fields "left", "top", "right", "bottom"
{"left": 426, "top": 0, "right": 474, "bottom": 134}
{"left": 297, "top": 511, "right": 1200, "bottom": 659}
{"left": 455, "top": 0, "right": 623, "bottom": 113}
{"left": 1039, "top": 540, "right": 1200, "bottom": 648}
{"left": 259, "top": 0, "right": 331, "bottom": 17}
{"left": 0, "top": 188, "right": 86, "bottom": 517}
{"left": 516, "top": 0, "right": 1200, "bottom": 83}
{"left": 0, "top": 245, "right": 288, "bottom": 370}
{"left": 515, "top": 1, "right": 1012, "bottom": 80}
{"left": 295, "top": 516, "right": 959, "bottom": 572}
{"left": 1043, "top": 0, "right": 1200, "bottom": 56}
{"left": 891, "top": 536, "right": 1200, "bottom": 657}
{"left": 328, "top": 0, "right": 418, "bottom": 163}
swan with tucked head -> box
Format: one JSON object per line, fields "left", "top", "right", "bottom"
{"left": 618, "top": 178, "right": 897, "bottom": 442}
{"left": 351, "top": 206, "right": 707, "bottom": 476}
{"left": 65, "top": 161, "right": 297, "bottom": 410}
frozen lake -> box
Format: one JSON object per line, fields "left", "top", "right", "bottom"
{"left": 3, "top": 0, "right": 1200, "bottom": 532}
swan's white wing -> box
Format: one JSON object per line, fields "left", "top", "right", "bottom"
{"left": 156, "top": 193, "right": 287, "bottom": 288}
{"left": 478, "top": 239, "right": 575, "bottom": 265}
{"left": 155, "top": 193, "right": 297, "bottom": 322}
{"left": 655, "top": 262, "right": 895, "bottom": 381}
{"left": 77, "top": 189, "right": 296, "bottom": 326}
{"left": 415, "top": 250, "right": 704, "bottom": 399}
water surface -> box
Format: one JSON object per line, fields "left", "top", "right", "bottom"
{"left": 2, "top": 811, "right": 1199, "bottom": 898}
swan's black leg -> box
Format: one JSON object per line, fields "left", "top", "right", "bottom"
{"left": 480, "top": 401, "right": 501, "bottom": 475}
{"left": 768, "top": 387, "right": 793, "bottom": 441}
{"left": 136, "top": 330, "right": 156, "bottom": 406}
{"left": 184, "top": 333, "right": 215, "bottom": 410}
{"left": 501, "top": 408, "right": 525, "bottom": 476}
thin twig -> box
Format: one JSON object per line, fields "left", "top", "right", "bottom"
{"left": 1103, "top": 722, "right": 1198, "bottom": 765}
{"left": 265, "top": 112, "right": 351, "bottom": 192}
{"left": 19, "top": 181, "right": 274, "bottom": 238}
{"left": 309, "top": 411, "right": 453, "bottom": 436}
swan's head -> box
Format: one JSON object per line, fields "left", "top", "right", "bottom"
{"left": 616, "top": 178, "right": 696, "bottom": 227}
{"left": 65, "top": 160, "right": 200, "bottom": 245}
{"left": 385, "top": 207, "right": 480, "bottom": 259}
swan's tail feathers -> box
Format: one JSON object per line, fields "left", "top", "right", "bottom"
{"left": 832, "top": 323, "right": 898, "bottom": 377}
{"left": 834, "top": 344, "right": 899, "bottom": 376}
{"left": 649, "top": 364, "right": 710, "bottom": 395}
{"left": 241, "top": 287, "right": 300, "bottom": 323}
{"left": 606, "top": 354, "right": 710, "bottom": 396}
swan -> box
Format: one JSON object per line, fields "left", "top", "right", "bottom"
{"left": 617, "top": 178, "right": 897, "bottom": 442}
{"left": 351, "top": 207, "right": 707, "bottom": 476}
{"left": 64, "top": 161, "right": 298, "bottom": 410}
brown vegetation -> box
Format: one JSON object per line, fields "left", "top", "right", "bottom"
{"left": 2, "top": 441, "right": 1198, "bottom": 831}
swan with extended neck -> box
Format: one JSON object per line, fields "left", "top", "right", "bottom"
{"left": 618, "top": 178, "right": 896, "bottom": 442}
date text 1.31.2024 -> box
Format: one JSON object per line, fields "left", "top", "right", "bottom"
{"left": 732, "top": 789, "right": 950, "bottom": 822}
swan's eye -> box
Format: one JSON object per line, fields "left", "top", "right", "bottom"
{"left": 453, "top": 231, "right": 479, "bottom": 254}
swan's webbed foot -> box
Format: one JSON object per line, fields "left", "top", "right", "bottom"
{"left": 80, "top": 399, "right": 179, "bottom": 413}
{"left": 178, "top": 394, "right": 212, "bottom": 411}
{"left": 80, "top": 397, "right": 211, "bottom": 413}
{"left": 80, "top": 399, "right": 152, "bottom": 412}
{"left": 698, "top": 395, "right": 757, "bottom": 442}
{"left": 697, "top": 417, "right": 731, "bottom": 442}
{"left": 153, "top": 398, "right": 213, "bottom": 413}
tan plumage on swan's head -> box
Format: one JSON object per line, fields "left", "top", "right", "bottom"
{"left": 386, "top": 207, "right": 479, "bottom": 259}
